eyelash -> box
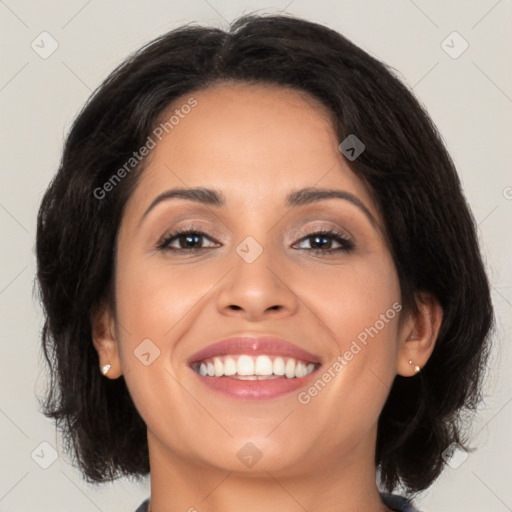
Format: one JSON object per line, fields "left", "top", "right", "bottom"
{"left": 156, "top": 226, "right": 355, "bottom": 255}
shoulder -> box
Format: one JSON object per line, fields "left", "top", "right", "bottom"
{"left": 380, "top": 492, "right": 423, "bottom": 512}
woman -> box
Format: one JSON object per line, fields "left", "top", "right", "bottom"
{"left": 36, "top": 13, "right": 494, "bottom": 512}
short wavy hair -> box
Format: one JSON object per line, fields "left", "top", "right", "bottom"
{"left": 35, "top": 12, "right": 494, "bottom": 496}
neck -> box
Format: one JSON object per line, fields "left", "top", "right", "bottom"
{"left": 145, "top": 427, "right": 393, "bottom": 512}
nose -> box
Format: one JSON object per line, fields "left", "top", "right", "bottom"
{"left": 215, "top": 240, "right": 299, "bottom": 322}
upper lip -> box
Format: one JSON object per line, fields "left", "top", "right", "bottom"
{"left": 187, "top": 335, "right": 322, "bottom": 365}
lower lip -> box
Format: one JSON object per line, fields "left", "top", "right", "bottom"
{"left": 191, "top": 369, "right": 319, "bottom": 400}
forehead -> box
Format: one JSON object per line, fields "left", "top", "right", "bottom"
{"left": 123, "top": 82, "right": 378, "bottom": 221}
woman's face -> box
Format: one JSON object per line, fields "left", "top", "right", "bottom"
{"left": 111, "top": 82, "right": 407, "bottom": 476}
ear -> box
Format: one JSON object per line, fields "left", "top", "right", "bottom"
{"left": 396, "top": 291, "right": 443, "bottom": 377}
{"left": 90, "top": 298, "right": 122, "bottom": 379}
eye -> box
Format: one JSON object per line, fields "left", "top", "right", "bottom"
{"left": 156, "top": 227, "right": 354, "bottom": 255}
{"left": 157, "top": 228, "right": 219, "bottom": 253}
{"left": 293, "top": 229, "right": 355, "bottom": 254}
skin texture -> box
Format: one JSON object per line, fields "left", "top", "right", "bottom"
{"left": 92, "top": 83, "right": 442, "bottom": 512}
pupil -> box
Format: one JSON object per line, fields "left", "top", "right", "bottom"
{"left": 182, "top": 234, "right": 200, "bottom": 247}
{"left": 313, "top": 235, "right": 330, "bottom": 249}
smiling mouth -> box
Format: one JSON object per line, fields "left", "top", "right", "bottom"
{"left": 191, "top": 354, "right": 319, "bottom": 379}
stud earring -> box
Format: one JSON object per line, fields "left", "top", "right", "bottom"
{"left": 101, "top": 364, "right": 111, "bottom": 376}
{"left": 409, "top": 360, "right": 421, "bottom": 373}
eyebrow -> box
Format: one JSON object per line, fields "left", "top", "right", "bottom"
{"left": 138, "top": 186, "right": 378, "bottom": 228}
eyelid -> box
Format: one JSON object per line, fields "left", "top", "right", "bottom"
{"left": 158, "top": 221, "right": 353, "bottom": 244}
{"left": 155, "top": 223, "right": 206, "bottom": 248}
{"left": 292, "top": 221, "right": 355, "bottom": 243}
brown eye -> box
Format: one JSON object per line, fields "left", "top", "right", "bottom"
{"left": 157, "top": 229, "right": 219, "bottom": 252}
{"left": 293, "top": 229, "right": 355, "bottom": 254}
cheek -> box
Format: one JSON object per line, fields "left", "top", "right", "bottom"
{"left": 302, "top": 254, "right": 401, "bottom": 393}
{"left": 115, "top": 254, "right": 221, "bottom": 341}
{"left": 304, "top": 254, "right": 401, "bottom": 347}
{"left": 294, "top": 258, "right": 401, "bottom": 438}
{"left": 112, "top": 254, "right": 221, "bottom": 435}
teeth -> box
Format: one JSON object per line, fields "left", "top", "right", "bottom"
{"left": 194, "top": 354, "right": 317, "bottom": 379}
{"left": 223, "top": 356, "right": 237, "bottom": 376}
{"left": 294, "top": 361, "right": 306, "bottom": 378}
{"left": 254, "top": 355, "right": 273, "bottom": 375}
{"left": 285, "top": 358, "right": 296, "bottom": 378}
{"left": 213, "top": 357, "right": 223, "bottom": 377}
{"left": 273, "top": 356, "right": 285, "bottom": 375}
{"left": 237, "top": 355, "right": 254, "bottom": 375}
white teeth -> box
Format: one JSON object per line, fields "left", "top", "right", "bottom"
{"left": 194, "top": 354, "right": 317, "bottom": 379}
{"left": 294, "top": 361, "right": 306, "bottom": 378}
{"left": 236, "top": 355, "right": 254, "bottom": 376}
{"left": 273, "top": 356, "right": 285, "bottom": 376}
{"left": 285, "top": 358, "right": 296, "bottom": 378}
{"left": 213, "top": 357, "right": 224, "bottom": 377}
{"left": 254, "top": 355, "right": 273, "bottom": 376}
{"left": 223, "top": 356, "right": 237, "bottom": 376}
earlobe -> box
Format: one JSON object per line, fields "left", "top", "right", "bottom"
{"left": 90, "top": 299, "right": 122, "bottom": 379}
{"left": 397, "top": 292, "right": 443, "bottom": 377}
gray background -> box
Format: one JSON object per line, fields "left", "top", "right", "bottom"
{"left": 1, "top": 1, "right": 511, "bottom": 511}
